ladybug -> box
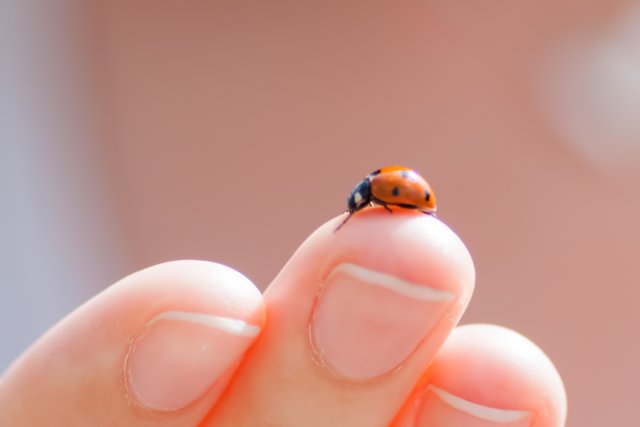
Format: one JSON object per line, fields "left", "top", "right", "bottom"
{"left": 336, "top": 166, "right": 437, "bottom": 231}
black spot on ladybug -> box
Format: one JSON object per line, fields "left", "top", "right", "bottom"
{"left": 371, "top": 169, "right": 382, "bottom": 176}
{"left": 392, "top": 186, "right": 400, "bottom": 197}
{"left": 400, "top": 170, "right": 410, "bottom": 179}
{"left": 425, "top": 191, "right": 431, "bottom": 202}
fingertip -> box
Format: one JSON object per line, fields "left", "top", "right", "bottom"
{"left": 324, "top": 210, "right": 476, "bottom": 307}
{"left": 397, "top": 324, "right": 567, "bottom": 427}
{"left": 443, "top": 324, "right": 567, "bottom": 425}
{"left": 120, "top": 260, "right": 266, "bottom": 325}
{"left": 0, "top": 260, "right": 266, "bottom": 425}
{"left": 120, "top": 261, "right": 266, "bottom": 412}
{"left": 270, "top": 210, "right": 477, "bottom": 382}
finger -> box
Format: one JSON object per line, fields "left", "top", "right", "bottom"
{"left": 205, "top": 210, "right": 475, "bottom": 426}
{"left": 393, "top": 324, "right": 567, "bottom": 427}
{"left": 0, "top": 261, "right": 265, "bottom": 427}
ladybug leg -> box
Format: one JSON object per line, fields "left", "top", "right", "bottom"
{"left": 371, "top": 196, "right": 392, "bottom": 213}
{"left": 335, "top": 211, "right": 354, "bottom": 232}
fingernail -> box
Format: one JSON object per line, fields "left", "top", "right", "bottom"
{"left": 125, "top": 311, "right": 261, "bottom": 411}
{"left": 310, "top": 263, "right": 455, "bottom": 380}
{"left": 417, "top": 386, "right": 533, "bottom": 427}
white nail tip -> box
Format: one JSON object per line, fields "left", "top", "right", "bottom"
{"left": 148, "top": 311, "right": 261, "bottom": 338}
{"left": 430, "top": 386, "right": 532, "bottom": 423}
{"left": 329, "top": 263, "right": 455, "bottom": 302}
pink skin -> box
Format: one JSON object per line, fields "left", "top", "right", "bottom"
{"left": 0, "top": 211, "right": 566, "bottom": 426}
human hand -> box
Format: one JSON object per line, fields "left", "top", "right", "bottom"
{"left": 0, "top": 211, "right": 566, "bottom": 426}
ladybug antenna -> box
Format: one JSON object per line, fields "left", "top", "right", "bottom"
{"left": 334, "top": 211, "right": 354, "bottom": 232}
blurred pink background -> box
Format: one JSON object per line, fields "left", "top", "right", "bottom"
{"left": 2, "top": 1, "right": 640, "bottom": 425}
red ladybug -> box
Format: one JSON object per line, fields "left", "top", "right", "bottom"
{"left": 336, "top": 166, "right": 437, "bottom": 231}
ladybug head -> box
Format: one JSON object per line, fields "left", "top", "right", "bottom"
{"left": 347, "top": 179, "right": 371, "bottom": 213}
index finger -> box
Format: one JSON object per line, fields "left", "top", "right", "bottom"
{"left": 205, "top": 208, "right": 475, "bottom": 426}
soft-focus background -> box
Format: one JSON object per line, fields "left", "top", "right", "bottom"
{"left": 2, "top": 1, "right": 640, "bottom": 425}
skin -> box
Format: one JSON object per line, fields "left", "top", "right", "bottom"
{"left": 0, "top": 210, "right": 566, "bottom": 426}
